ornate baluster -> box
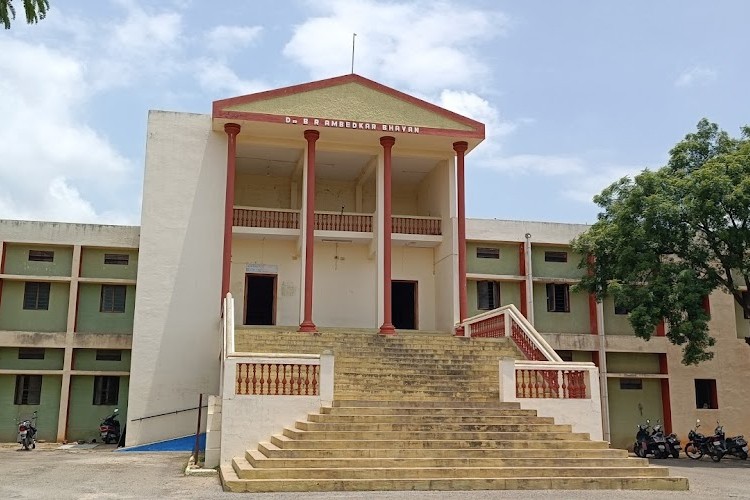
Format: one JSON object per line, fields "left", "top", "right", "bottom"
{"left": 274, "top": 364, "right": 280, "bottom": 395}
{"left": 311, "top": 365, "right": 318, "bottom": 395}
{"left": 266, "top": 364, "right": 273, "bottom": 395}
{"left": 296, "top": 365, "right": 303, "bottom": 394}
{"left": 304, "top": 365, "right": 310, "bottom": 395}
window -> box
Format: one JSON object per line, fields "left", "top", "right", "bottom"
{"left": 695, "top": 379, "right": 718, "bottom": 409}
{"left": 18, "top": 348, "right": 45, "bottom": 360}
{"left": 93, "top": 376, "right": 120, "bottom": 405}
{"left": 100, "top": 285, "right": 127, "bottom": 313}
{"left": 14, "top": 375, "right": 42, "bottom": 405}
{"left": 546, "top": 283, "right": 570, "bottom": 312}
{"left": 476, "top": 247, "right": 500, "bottom": 259}
{"left": 28, "top": 250, "right": 54, "bottom": 262}
{"left": 743, "top": 292, "right": 750, "bottom": 320}
{"left": 23, "top": 282, "right": 50, "bottom": 310}
{"left": 556, "top": 350, "right": 573, "bottom": 362}
{"left": 104, "top": 253, "right": 129, "bottom": 265}
{"left": 544, "top": 251, "right": 568, "bottom": 263}
{"left": 477, "top": 281, "right": 500, "bottom": 310}
{"left": 614, "top": 303, "right": 630, "bottom": 315}
{"left": 96, "top": 349, "right": 122, "bottom": 361}
{"left": 620, "top": 379, "right": 643, "bottom": 390}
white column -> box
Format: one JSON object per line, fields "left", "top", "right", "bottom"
{"left": 596, "top": 300, "right": 611, "bottom": 442}
{"left": 57, "top": 244, "right": 81, "bottom": 442}
{"left": 524, "top": 234, "right": 534, "bottom": 325}
{"left": 375, "top": 149, "right": 385, "bottom": 327}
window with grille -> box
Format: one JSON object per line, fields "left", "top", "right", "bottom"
{"left": 14, "top": 375, "right": 42, "bottom": 405}
{"left": 620, "top": 379, "right": 643, "bottom": 390}
{"left": 96, "top": 349, "right": 122, "bottom": 361}
{"left": 614, "top": 303, "right": 630, "bottom": 315}
{"left": 100, "top": 285, "right": 126, "bottom": 313}
{"left": 476, "top": 247, "right": 500, "bottom": 259}
{"left": 477, "top": 281, "right": 500, "bottom": 310}
{"left": 695, "top": 379, "right": 718, "bottom": 409}
{"left": 23, "top": 282, "right": 51, "bottom": 310}
{"left": 18, "top": 348, "right": 45, "bottom": 360}
{"left": 544, "top": 251, "right": 568, "bottom": 263}
{"left": 104, "top": 253, "right": 129, "bottom": 265}
{"left": 28, "top": 250, "right": 54, "bottom": 262}
{"left": 546, "top": 283, "right": 570, "bottom": 312}
{"left": 93, "top": 376, "right": 120, "bottom": 405}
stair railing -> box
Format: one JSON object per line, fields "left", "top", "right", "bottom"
{"left": 460, "top": 304, "right": 562, "bottom": 362}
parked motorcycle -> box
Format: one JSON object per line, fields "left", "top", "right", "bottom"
{"left": 652, "top": 421, "right": 681, "bottom": 459}
{"left": 685, "top": 419, "right": 726, "bottom": 462}
{"left": 634, "top": 420, "right": 668, "bottom": 458}
{"left": 99, "top": 409, "right": 121, "bottom": 444}
{"left": 715, "top": 422, "right": 748, "bottom": 460}
{"left": 17, "top": 411, "right": 37, "bottom": 450}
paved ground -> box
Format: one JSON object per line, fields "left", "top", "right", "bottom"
{"left": 1, "top": 444, "right": 750, "bottom": 499}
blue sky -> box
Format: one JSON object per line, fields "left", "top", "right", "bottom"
{"left": 1, "top": 0, "right": 748, "bottom": 225}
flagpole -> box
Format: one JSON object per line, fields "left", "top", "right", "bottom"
{"left": 351, "top": 33, "right": 357, "bottom": 74}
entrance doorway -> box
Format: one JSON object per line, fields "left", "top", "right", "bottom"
{"left": 392, "top": 280, "right": 417, "bottom": 330}
{"left": 245, "top": 274, "right": 276, "bottom": 325}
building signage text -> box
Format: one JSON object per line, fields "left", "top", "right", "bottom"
{"left": 285, "top": 116, "right": 420, "bottom": 134}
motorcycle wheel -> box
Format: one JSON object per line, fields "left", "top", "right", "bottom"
{"left": 740, "top": 452, "right": 748, "bottom": 460}
{"left": 634, "top": 443, "right": 645, "bottom": 458}
{"left": 711, "top": 452, "right": 723, "bottom": 463}
{"left": 684, "top": 442, "right": 703, "bottom": 460}
{"left": 671, "top": 449, "right": 680, "bottom": 459}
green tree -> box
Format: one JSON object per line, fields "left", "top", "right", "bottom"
{"left": 574, "top": 119, "right": 750, "bottom": 365}
{"left": 1, "top": 0, "right": 49, "bottom": 29}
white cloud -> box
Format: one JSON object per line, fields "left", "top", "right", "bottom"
{"left": 675, "top": 65, "right": 718, "bottom": 88}
{"left": 206, "top": 25, "right": 263, "bottom": 53}
{"left": 483, "top": 154, "right": 587, "bottom": 176}
{"left": 284, "top": 0, "right": 508, "bottom": 92}
{"left": 561, "top": 164, "right": 645, "bottom": 203}
{"left": 194, "top": 58, "right": 270, "bottom": 96}
{"left": 0, "top": 38, "right": 136, "bottom": 224}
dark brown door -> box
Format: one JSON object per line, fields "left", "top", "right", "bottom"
{"left": 392, "top": 280, "right": 417, "bottom": 330}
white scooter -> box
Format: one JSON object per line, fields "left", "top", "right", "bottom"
{"left": 17, "top": 411, "right": 38, "bottom": 450}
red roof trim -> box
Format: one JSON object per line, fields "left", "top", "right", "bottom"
{"left": 212, "top": 74, "right": 484, "bottom": 136}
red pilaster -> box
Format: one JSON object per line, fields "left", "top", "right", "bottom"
{"left": 588, "top": 294, "right": 599, "bottom": 335}
{"left": 299, "top": 130, "right": 320, "bottom": 333}
{"left": 656, "top": 321, "right": 666, "bottom": 337}
{"left": 454, "top": 141, "right": 469, "bottom": 336}
{"left": 379, "top": 136, "right": 396, "bottom": 335}
{"left": 658, "top": 353, "right": 673, "bottom": 434}
{"left": 222, "top": 123, "right": 241, "bottom": 299}
{"left": 518, "top": 242, "right": 527, "bottom": 317}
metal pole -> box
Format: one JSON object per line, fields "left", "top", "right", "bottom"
{"left": 351, "top": 33, "right": 357, "bottom": 74}
{"left": 193, "top": 393, "right": 203, "bottom": 463}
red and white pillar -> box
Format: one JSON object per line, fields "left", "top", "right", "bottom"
{"left": 299, "top": 130, "right": 320, "bottom": 333}
{"left": 454, "top": 141, "right": 469, "bottom": 335}
{"left": 222, "top": 123, "right": 241, "bottom": 299}
{"left": 379, "top": 136, "right": 396, "bottom": 335}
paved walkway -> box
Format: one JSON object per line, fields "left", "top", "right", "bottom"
{"left": 1, "top": 445, "right": 749, "bottom": 499}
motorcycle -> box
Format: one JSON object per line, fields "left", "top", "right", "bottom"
{"left": 634, "top": 419, "right": 668, "bottom": 458}
{"left": 652, "top": 421, "right": 681, "bottom": 459}
{"left": 17, "top": 411, "right": 38, "bottom": 450}
{"left": 685, "top": 419, "right": 726, "bottom": 462}
{"left": 715, "top": 422, "right": 748, "bottom": 460}
{"left": 99, "top": 408, "right": 121, "bottom": 445}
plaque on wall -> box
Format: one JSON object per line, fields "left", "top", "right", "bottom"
{"left": 245, "top": 263, "right": 278, "bottom": 274}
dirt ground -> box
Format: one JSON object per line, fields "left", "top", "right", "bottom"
{"left": 1, "top": 444, "right": 749, "bottom": 499}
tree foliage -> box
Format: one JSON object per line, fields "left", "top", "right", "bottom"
{"left": 1, "top": 0, "right": 49, "bottom": 29}
{"left": 574, "top": 119, "right": 750, "bottom": 365}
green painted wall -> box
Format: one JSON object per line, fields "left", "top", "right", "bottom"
{"left": 602, "top": 296, "right": 636, "bottom": 335}
{"left": 608, "top": 377, "right": 663, "bottom": 449}
{"left": 734, "top": 302, "right": 750, "bottom": 339}
{"left": 0, "top": 281, "right": 69, "bottom": 332}
{"left": 0, "top": 348, "right": 64, "bottom": 370}
{"left": 531, "top": 245, "right": 584, "bottom": 280}
{"left": 0, "top": 374, "right": 61, "bottom": 442}
{"left": 76, "top": 284, "right": 135, "bottom": 334}
{"left": 607, "top": 352, "right": 661, "bottom": 374}
{"left": 73, "top": 349, "right": 131, "bottom": 372}
{"left": 67, "top": 375, "right": 128, "bottom": 442}
{"left": 80, "top": 248, "right": 138, "bottom": 280}
{"left": 572, "top": 351, "right": 593, "bottom": 362}
{"left": 466, "top": 242, "right": 520, "bottom": 275}
{"left": 467, "top": 281, "right": 521, "bottom": 318}
{"left": 532, "top": 284, "right": 590, "bottom": 334}
{"left": 3, "top": 244, "right": 73, "bottom": 277}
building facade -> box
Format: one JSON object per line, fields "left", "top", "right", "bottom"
{"left": 1, "top": 75, "right": 749, "bottom": 450}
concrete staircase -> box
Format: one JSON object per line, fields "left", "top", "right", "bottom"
{"left": 222, "top": 328, "right": 688, "bottom": 492}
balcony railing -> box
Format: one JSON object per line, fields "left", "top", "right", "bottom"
{"left": 233, "top": 207, "right": 441, "bottom": 236}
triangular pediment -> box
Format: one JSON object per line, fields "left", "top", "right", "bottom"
{"left": 213, "top": 75, "right": 483, "bottom": 136}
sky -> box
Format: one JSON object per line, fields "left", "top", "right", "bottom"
{"left": 1, "top": 0, "right": 748, "bottom": 226}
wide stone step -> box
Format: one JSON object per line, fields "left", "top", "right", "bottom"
{"left": 319, "top": 406, "right": 536, "bottom": 417}
{"left": 221, "top": 465, "right": 688, "bottom": 493}
{"left": 246, "top": 450, "right": 647, "bottom": 469}
{"left": 294, "top": 421, "right": 571, "bottom": 433}
{"left": 331, "top": 400, "right": 518, "bottom": 409}
{"left": 230, "top": 462, "right": 672, "bottom": 481}
{"left": 307, "top": 413, "right": 554, "bottom": 424}
{"left": 257, "top": 441, "right": 630, "bottom": 459}
{"left": 333, "top": 390, "right": 500, "bottom": 400}
{"left": 281, "top": 428, "right": 590, "bottom": 441}
{"left": 270, "top": 434, "right": 607, "bottom": 450}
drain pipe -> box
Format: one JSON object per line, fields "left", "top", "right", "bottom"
{"left": 596, "top": 300, "right": 611, "bottom": 443}
{"left": 524, "top": 233, "right": 534, "bottom": 325}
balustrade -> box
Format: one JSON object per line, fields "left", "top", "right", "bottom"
{"left": 233, "top": 208, "right": 299, "bottom": 229}
{"left": 515, "top": 367, "right": 587, "bottom": 399}
{"left": 235, "top": 362, "right": 320, "bottom": 396}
